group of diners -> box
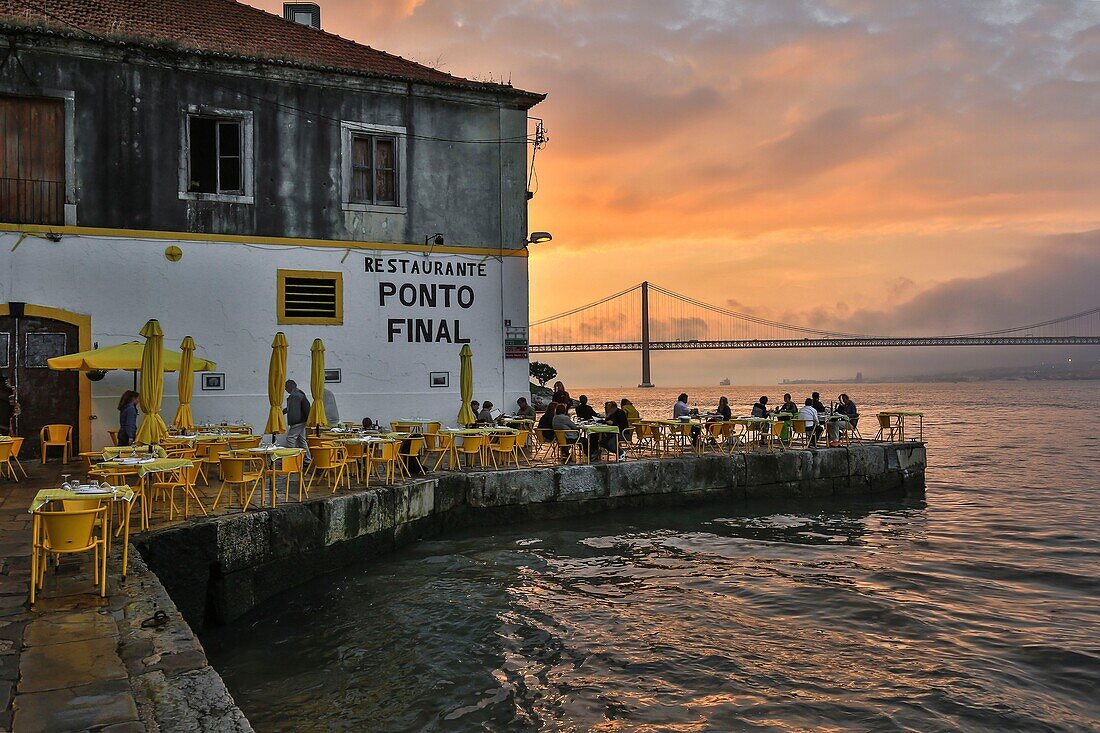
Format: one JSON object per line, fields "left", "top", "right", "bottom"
{"left": 747, "top": 391, "right": 859, "bottom": 447}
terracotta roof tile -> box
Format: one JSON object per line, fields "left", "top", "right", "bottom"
{"left": 0, "top": 0, "right": 542, "bottom": 100}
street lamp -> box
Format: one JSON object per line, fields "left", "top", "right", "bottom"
{"left": 526, "top": 232, "right": 553, "bottom": 245}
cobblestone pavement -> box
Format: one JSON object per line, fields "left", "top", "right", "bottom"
{"left": 1, "top": 459, "right": 253, "bottom": 732}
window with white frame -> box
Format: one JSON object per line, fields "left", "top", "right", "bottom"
{"left": 180, "top": 108, "right": 254, "bottom": 203}
{"left": 341, "top": 122, "right": 406, "bottom": 212}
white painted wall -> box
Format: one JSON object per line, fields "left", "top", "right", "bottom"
{"left": 1, "top": 233, "right": 531, "bottom": 448}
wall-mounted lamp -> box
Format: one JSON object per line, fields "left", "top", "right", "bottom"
{"left": 526, "top": 232, "right": 553, "bottom": 245}
{"left": 424, "top": 233, "right": 445, "bottom": 247}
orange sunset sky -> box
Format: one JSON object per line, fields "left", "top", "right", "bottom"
{"left": 254, "top": 0, "right": 1100, "bottom": 385}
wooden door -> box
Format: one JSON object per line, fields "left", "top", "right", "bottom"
{"left": 0, "top": 314, "right": 80, "bottom": 458}
{"left": 0, "top": 94, "right": 65, "bottom": 224}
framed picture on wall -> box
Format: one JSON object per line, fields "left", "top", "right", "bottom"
{"left": 201, "top": 373, "right": 225, "bottom": 391}
{"left": 429, "top": 371, "right": 449, "bottom": 388}
{"left": 324, "top": 368, "right": 342, "bottom": 383}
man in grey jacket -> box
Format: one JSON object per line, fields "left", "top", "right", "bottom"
{"left": 284, "top": 380, "right": 311, "bottom": 459}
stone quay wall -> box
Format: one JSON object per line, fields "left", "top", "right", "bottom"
{"left": 136, "top": 443, "right": 926, "bottom": 632}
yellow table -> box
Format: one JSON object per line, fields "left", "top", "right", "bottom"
{"left": 230, "top": 447, "right": 304, "bottom": 507}
{"left": 30, "top": 485, "right": 138, "bottom": 581}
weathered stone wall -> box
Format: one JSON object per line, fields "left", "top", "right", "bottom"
{"left": 136, "top": 443, "right": 925, "bottom": 631}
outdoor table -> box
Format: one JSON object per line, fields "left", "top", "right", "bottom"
{"left": 578, "top": 423, "right": 621, "bottom": 459}
{"left": 392, "top": 419, "right": 437, "bottom": 434}
{"left": 29, "top": 485, "right": 138, "bottom": 580}
{"left": 877, "top": 411, "right": 923, "bottom": 442}
{"left": 230, "top": 446, "right": 304, "bottom": 507}
{"left": 96, "top": 457, "right": 192, "bottom": 530}
{"left": 730, "top": 417, "right": 774, "bottom": 451}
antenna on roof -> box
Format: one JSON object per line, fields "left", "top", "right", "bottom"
{"left": 283, "top": 3, "right": 321, "bottom": 29}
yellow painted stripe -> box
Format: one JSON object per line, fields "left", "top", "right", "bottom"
{"left": 0, "top": 223, "right": 529, "bottom": 258}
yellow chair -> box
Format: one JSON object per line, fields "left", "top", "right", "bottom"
{"left": 633, "top": 423, "right": 662, "bottom": 458}
{"left": 456, "top": 434, "right": 488, "bottom": 470}
{"left": 213, "top": 456, "right": 264, "bottom": 511}
{"left": 531, "top": 429, "right": 556, "bottom": 462}
{"left": 513, "top": 429, "right": 533, "bottom": 467}
{"left": 488, "top": 433, "right": 521, "bottom": 469}
{"left": 31, "top": 505, "right": 109, "bottom": 604}
{"left": 306, "top": 445, "right": 350, "bottom": 493}
{"left": 229, "top": 435, "right": 262, "bottom": 451}
{"left": 341, "top": 441, "right": 366, "bottom": 484}
{"left": 274, "top": 451, "right": 307, "bottom": 504}
{"left": 151, "top": 462, "right": 206, "bottom": 519}
{"left": 369, "top": 441, "right": 401, "bottom": 485}
{"left": 40, "top": 424, "right": 73, "bottom": 464}
{"left": 0, "top": 442, "right": 18, "bottom": 481}
{"left": 7, "top": 436, "right": 28, "bottom": 479}
{"left": 554, "top": 430, "right": 586, "bottom": 464}
{"left": 397, "top": 436, "right": 426, "bottom": 478}
{"left": 790, "top": 419, "right": 812, "bottom": 448}
{"left": 107, "top": 429, "right": 119, "bottom": 446}
{"left": 199, "top": 442, "right": 230, "bottom": 484}
{"left": 874, "top": 414, "right": 897, "bottom": 442}
{"left": 768, "top": 421, "right": 786, "bottom": 452}
{"left": 306, "top": 435, "right": 332, "bottom": 451}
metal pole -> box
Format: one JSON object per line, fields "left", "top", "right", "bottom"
{"left": 639, "top": 282, "right": 654, "bottom": 387}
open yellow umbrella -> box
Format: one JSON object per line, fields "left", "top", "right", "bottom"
{"left": 306, "top": 338, "right": 328, "bottom": 428}
{"left": 48, "top": 341, "right": 216, "bottom": 372}
{"left": 172, "top": 336, "right": 197, "bottom": 430}
{"left": 457, "top": 344, "right": 475, "bottom": 426}
{"left": 264, "top": 332, "right": 288, "bottom": 436}
{"left": 134, "top": 319, "right": 169, "bottom": 445}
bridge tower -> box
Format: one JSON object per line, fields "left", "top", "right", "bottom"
{"left": 639, "top": 281, "right": 654, "bottom": 387}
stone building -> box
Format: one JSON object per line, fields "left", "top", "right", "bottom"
{"left": 0, "top": 0, "right": 544, "bottom": 452}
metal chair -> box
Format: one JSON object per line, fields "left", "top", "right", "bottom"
{"left": 31, "top": 505, "right": 109, "bottom": 604}
{"left": 214, "top": 456, "right": 264, "bottom": 511}
{"left": 40, "top": 424, "right": 73, "bottom": 464}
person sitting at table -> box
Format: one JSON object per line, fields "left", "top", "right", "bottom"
{"left": 798, "top": 398, "right": 822, "bottom": 446}
{"left": 361, "top": 417, "right": 378, "bottom": 431}
{"left": 538, "top": 402, "right": 558, "bottom": 441}
{"left": 751, "top": 396, "right": 770, "bottom": 418}
{"left": 575, "top": 395, "right": 598, "bottom": 420}
{"left": 118, "top": 390, "right": 140, "bottom": 447}
{"left": 470, "top": 400, "right": 480, "bottom": 420}
{"left": 673, "top": 393, "right": 701, "bottom": 447}
{"left": 620, "top": 398, "right": 640, "bottom": 424}
{"left": 552, "top": 381, "right": 574, "bottom": 411}
{"left": 829, "top": 393, "right": 859, "bottom": 445}
{"left": 551, "top": 403, "right": 583, "bottom": 460}
{"left": 713, "top": 396, "right": 732, "bottom": 421}
{"left": 810, "top": 391, "right": 827, "bottom": 414}
{"left": 779, "top": 393, "right": 798, "bottom": 414}
{"left": 477, "top": 401, "right": 498, "bottom": 423}
{"left": 589, "top": 400, "right": 629, "bottom": 461}
{"left": 515, "top": 397, "right": 537, "bottom": 420}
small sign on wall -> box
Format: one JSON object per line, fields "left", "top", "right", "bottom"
{"left": 324, "top": 368, "right": 342, "bottom": 383}
{"left": 201, "top": 373, "right": 225, "bottom": 391}
{"left": 429, "top": 371, "right": 449, "bottom": 388}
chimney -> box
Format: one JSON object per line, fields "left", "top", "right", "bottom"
{"left": 283, "top": 3, "right": 321, "bottom": 29}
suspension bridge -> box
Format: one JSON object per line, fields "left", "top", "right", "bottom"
{"left": 529, "top": 282, "right": 1100, "bottom": 386}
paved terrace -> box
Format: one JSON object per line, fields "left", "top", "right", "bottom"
{"left": 1, "top": 441, "right": 925, "bottom": 731}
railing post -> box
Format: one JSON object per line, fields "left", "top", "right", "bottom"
{"left": 639, "top": 281, "right": 654, "bottom": 387}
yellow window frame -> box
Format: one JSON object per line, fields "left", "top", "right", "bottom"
{"left": 277, "top": 269, "right": 344, "bottom": 325}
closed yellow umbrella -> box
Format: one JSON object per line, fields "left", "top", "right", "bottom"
{"left": 457, "top": 344, "right": 475, "bottom": 426}
{"left": 134, "top": 319, "right": 169, "bottom": 445}
{"left": 264, "top": 332, "right": 288, "bottom": 436}
{"left": 306, "top": 338, "right": 328, "bottom": 428}
{"left": 172, "top": 336, "right": 197, "bottom": 430}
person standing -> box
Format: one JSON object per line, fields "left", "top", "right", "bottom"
{"left": 322, "top": 388, "right": 340, "bottom": 426}
{"left": 118, "top": 390, "right": 139, "bottom": 446}
{"left": 552, "top": 382, "right": 574, "bottom": 411}
{"left": 283, "top": 380, "right": 311, "bottom": 459}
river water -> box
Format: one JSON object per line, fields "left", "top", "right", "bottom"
{"left": 204, "top": 382, "right": 1100, "bottom": 731}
